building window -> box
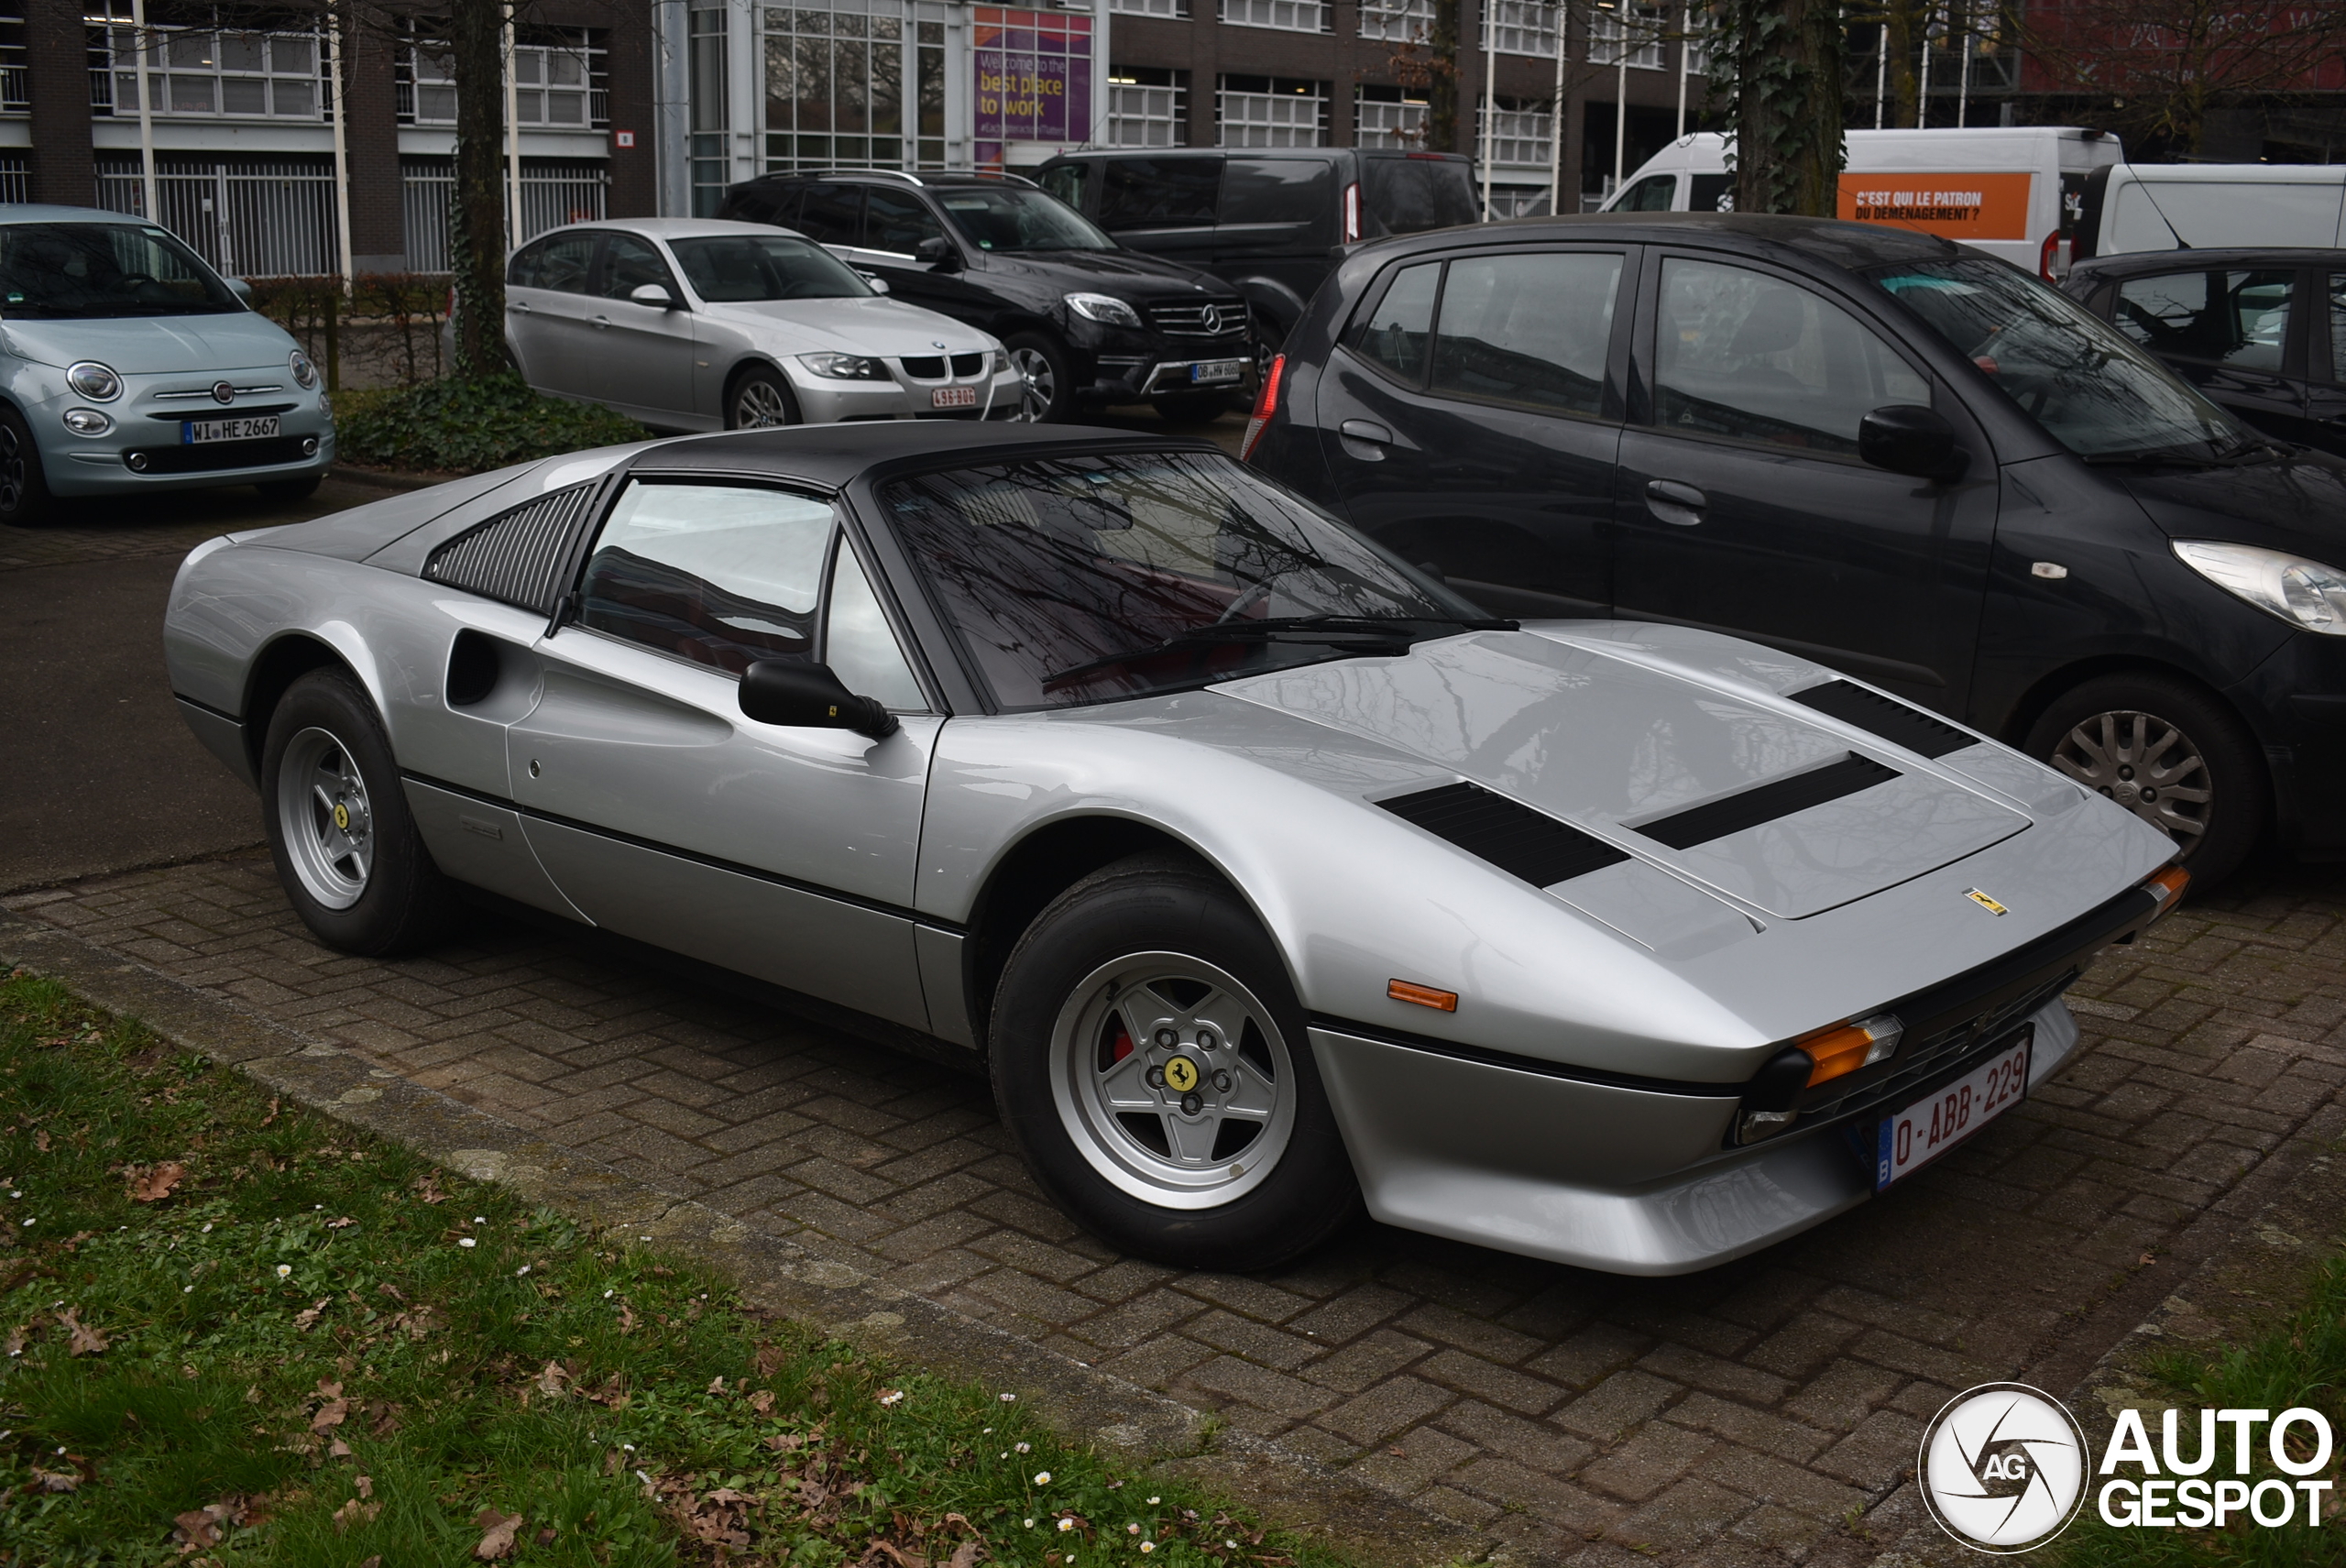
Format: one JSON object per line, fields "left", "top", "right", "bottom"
{"left": 1589, "top": 4, "right": 1666, "bottom": 69}
{"left": 1354, "top": 83, "right": 1426, "bottom": 148}
{"left": 1218, "top": 0, "right": 1331, "bottom": 35}
{"left": 94, "top": 21, "right": 328, "bottom": 121}
{"left": 1357, "top": 0, "right": 1433, "bottom": 41}
{"left": 1107, "top": 67, "right": 1188, "bottom": 148}
{"left": 764, "top": 6, "right": 947, "bottom": 175}
{"left": 1216, "top": 75, "right": 1327, "bottom": 147}
{"left": 1476, "top": 95, "right": 1553, "bottom": 167}
{"left": 398, "top": 27, "right": 608, "bottom": 129}
{"left": 0, "top": 8, "right": 27, "bottom": 115}
{"left": 1481, "top": 0, "right": 1556, "bottom": 58}
{"left": 1112, "top": 0, "right": 1189, "bottom": 17}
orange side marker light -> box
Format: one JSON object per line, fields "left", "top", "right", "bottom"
{"left": 1387, "top": 979, "right": 1458, "bottom": 1013}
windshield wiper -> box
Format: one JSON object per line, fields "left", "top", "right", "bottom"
{"left": 1042, "top": 613, "right": 1515, "bottom": 690}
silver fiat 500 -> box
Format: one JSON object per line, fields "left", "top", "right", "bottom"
{"left": 164, "top": 423, "right": 2183, "bottom": 1275}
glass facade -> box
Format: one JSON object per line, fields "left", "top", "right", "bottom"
{"left": 763, "top": 4, "right": 948, "bottom": 172}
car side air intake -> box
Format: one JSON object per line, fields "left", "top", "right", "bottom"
{"left": 1789, "top": 679, "right": 1974, "bottom": 759}
{"left": 1380, "top": 782, "right": 1629, "bottom": 887}
{"left": 1635, "top": 754, "right": 1901, "bottom": 850}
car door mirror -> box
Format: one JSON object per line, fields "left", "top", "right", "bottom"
{"left": 226, "top": 278, "right": 254, "bottom": 303}
{"left": 854, "top": 270, "right": 891, "bottom": 294}
{"left": 740, "top": 659, "right": 899, "bottom": 739}
{"left": 915, "top": 236, "right": 961, "bottom": 272}
{"left": 1859, "top": 404, "right": 1968, "bottom": 481}
{"left": 629, "top": 282, "right": 679, "bottom": 309}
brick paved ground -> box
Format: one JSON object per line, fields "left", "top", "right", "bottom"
{"left": 12, "top": 848, "right": 2345, "bottom": 1563}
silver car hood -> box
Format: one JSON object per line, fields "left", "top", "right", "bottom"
{"left": 696, "top": 296, "right": 993, "bottom": 356}
{"left": 1215, "top": 622, "right": 2050, "bottom": 920}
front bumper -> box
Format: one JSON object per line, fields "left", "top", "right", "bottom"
{"left": 793, "top": 363, "right": 1025, "bottom": 423}
{"left": 1314, "top": 997, "right": 2083, "bottom": 1276}
{"left": 34, "top": 376, "right": 334, "bottom": 498}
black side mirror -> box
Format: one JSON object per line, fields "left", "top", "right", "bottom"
{"left": 739, "top": 660, "right": 899, "bottom": 739}
{"left": 915, "top": 236, "right": 960, "bottom": 272}
{"left": 1859, "top": 404, "right": 1968, "bottom": 482}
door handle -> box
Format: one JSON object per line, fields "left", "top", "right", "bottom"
{"left": 591, "top": 314, "right": 611, "bottom": 329}
{"left": 1644, "top": 478, "right": 1706, "bottom": 526}
{"left": 1339, "top": 419, "right": 1393, "bottom": 461}
{"left": 510, "top": 300, "right": 531, "bottom": 313}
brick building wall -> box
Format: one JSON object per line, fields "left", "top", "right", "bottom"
{"left": 23, "top": 0, "right": 93, "bottom": 208}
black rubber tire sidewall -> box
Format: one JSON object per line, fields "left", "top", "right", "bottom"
{"left": 2023, "top": 672, "right": 2266, "bottom": 886}
{"left": 259, "top": 667, "right": 455, "bottom": 956}
{"left": 725, "top": 366, "right": 801, "bottom": 430}
{"left": 990, "top": 854, "right": 1358, "bottom": 1271}
{"left": 1003, "top": 331, "right": 1077, "bottom": 423}
{"left": 0, "top": 405, "right": 54, "bottom": 528}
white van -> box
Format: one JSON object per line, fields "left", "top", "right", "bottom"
{"left": 1601, "top": 126, "right": 2124, "bottom": 279}
{"left": 2081, "top": 163, "right": 2346, "bottom": 256}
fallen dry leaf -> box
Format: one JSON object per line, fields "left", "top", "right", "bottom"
{"left": 29, "top": 1466, "right": 78, "bottom": 1493}
{"left": 59, "top": 1308, "right": 108, "bottom": 1356}
{"left": 293, "top": 1299, "right": 331, "bottom": 1332}
{"left": 332, "top": 1497, "right": 381, "bottom": 1531}
{"left": 416, "top": 1173, "right": 448, "bottom": 1205}
{"left": 474, "top": 1507, "right": 524, "bottom": 1561}
{"left": 536, "top": 1526, "right": 559, "bottom": 1547}
{"left": 356, "top": 1475, "right": 373, "bottom": 1500}
{"left": 326, "top": 1216, "right": 357, "bottom": 1230}
{"left": 329, "top": 1437, "right": 353, "bottom": 1458}
{"left": 536, "top": 1361, "right": 570, "bottom": 1398}
{"left": 312, "top": 1382, "right": 349, "bottom": 1433}
{"left": 260, "top": 1096, "right": 280, "bottom": 1126}
{"left": 948, "top": 1540, "right": 984, "bottom": 1568}
{"left": 31, "top": 1129, "right": 48, "bottom": 1154}
{"left": 127, "top": 1161, "right": 187, "bottom": 1203}
{"left": 749, "top": 1389, "right": 776, "bottom": 1415}
{"left": 617, "top": 1302, "right": 637, "bottom": 1333}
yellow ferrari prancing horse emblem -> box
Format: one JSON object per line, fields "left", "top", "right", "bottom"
{"left": 1163, "top": 1055, "right": 1200, "bottom": 1093}
{"left": 1964, "top": 888, "right": 2008, "bottom": 916}
{"left": 332, "top": 801, "right": 350, "bottom": 832}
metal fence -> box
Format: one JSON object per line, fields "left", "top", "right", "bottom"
{"left": 400, "top": 158, "right": 608, "bottom": 273}
{"left": 94, "top": 156, "right": 340, "bottom": 276}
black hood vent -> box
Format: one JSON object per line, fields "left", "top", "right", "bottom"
{"left": 424, "top": 483, "right": 600, "bottom": 616}
{"left": 1635, "top": 753, "right": 1900, "bottom": 850}
{"left": 1380, "top": 782, "right": 1628, "bottom": 887}
{"left": 1790, "top": 680, "right": 1973, "bottom": 760}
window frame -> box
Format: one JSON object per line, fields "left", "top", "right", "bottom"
{"left": 1630, "top": 245, "right": 1943, "bottom": 466}
{"left": 553, "top": 473, "right": 942, "bottom": 715}
{"left": 1337, "top": 243, "right": 1637, "bottom": 426}
{"left": 595, "top": 230, "right": 687, "bottom": 304}
{"left": 510, "top": 229, "right": 605, "bottom": 293}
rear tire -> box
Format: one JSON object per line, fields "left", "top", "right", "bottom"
{"left": 2023, "top": 672, "right": 2265, "bottom": 886}
{"left": 260, "top": 667, "right": 457, "bottom": 956}
{"left": 256, "top": 476, "right": 323, "bottom": 503}
{"left": 990, "top": 853, "right": 1358, "bottom": 1270}
{"left": 0, "top": 405, "right": 55, "bottom": 527}
{"left": 725, "top": 367, "right": 800, "bottom": 430}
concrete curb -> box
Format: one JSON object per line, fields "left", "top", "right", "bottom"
{"left": 0, "top": 906, "right": 1520, "bottom": 1568}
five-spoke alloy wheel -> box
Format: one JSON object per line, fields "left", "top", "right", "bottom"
{"left": 1003, "top": 332, "right": 1072, "bottom": 423}
{"left": 992, "top": 853, "right": 1356, "bottom": 1270}
{"left": 276, "top": 725, "right": 376, "bottom": 910}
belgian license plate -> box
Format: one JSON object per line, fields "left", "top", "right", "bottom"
{"left": 930, "top": 386, "right": 977, "bottom": 409}
{"left": 1189, "top": 359, "right": 1244, "bottom": 385}
{"left": 183, "top": 415, "right": 280, "bottom": 444}
{"left": 1874, "top": 1028, "right": 2032, "bottom": 1190}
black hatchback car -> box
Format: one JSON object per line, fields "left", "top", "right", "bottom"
{"left": 718, "top": 170, "right": 1253, "bottom": 424}
{"left": 1033, "top": 148, "right": 1480, "bottom": 349}
{"left": 2063, "top": 248, "right": 2346, "bottom": 458}
{"left": 1245, "top": 213, "right": 2346, "bottom": 883}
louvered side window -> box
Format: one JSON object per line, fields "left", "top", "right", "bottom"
{"left": 422, "top": 483, "right": 601, "bottom": 615}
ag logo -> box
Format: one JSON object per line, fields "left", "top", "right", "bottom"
{"left": 1919, "top": 1383, "right": 2088, "bottom": 1553}
{"left": 1163, "top": 1056, "right": 1200, "bottom": 1094}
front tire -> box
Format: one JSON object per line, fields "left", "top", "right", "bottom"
{"left": 990, "top": 854, "right": 1358, "bottom": 1270}
{"left": 726, "top": 367, "right": 800, "bottom": 430}
{"left": 2024, "top": 672, "right": 2265, "bottom": 885}
{"left": 260, "top": 667, "right": 456, "bottom": 955}
{"left": 0, "top": 405, "right": 54, "bottom": 527}
{"left": 1004, "top": 332, "right": 1075, "bottom": 423}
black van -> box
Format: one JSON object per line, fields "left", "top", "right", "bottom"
{"left": 718, "top": 170, "right": 1254, "bottom": 424}
{"left": 1245, "top": 212, "right": 2346, "bottom": 883}
{"left": 1035, "top": 149, "right": 1480, "bottom": 348}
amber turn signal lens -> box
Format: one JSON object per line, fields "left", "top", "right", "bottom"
{"left": 1797, "top": 1013, "right": 1903, "bottom": 1088}
{"left": 1387, "top": 979, "right": 1458, "bottom": 1013}
{"left": 2143, "top": 864, "right": 2190, "bottom": 912}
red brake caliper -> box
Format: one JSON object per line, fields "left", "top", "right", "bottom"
{"left": 1100, "top": 1013, "right": 1134, "bottom": 1071}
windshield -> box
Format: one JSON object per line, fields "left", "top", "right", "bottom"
{"left": 935, "top": 186, "right": 1113, "bottom": 253}
{"left": 0, "top": 223, "right": 243, "bottom": 318}
{"left": 878, "top": 451, "right": 1488, "bottom": 710}
{"left": 671, "top": 234, "right": 870, "bottom": 302}
{"left": 1870, "top": 258, "right": 2250, "bottom": 461}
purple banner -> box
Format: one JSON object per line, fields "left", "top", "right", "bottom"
{"left": 973, "top": 8, "right": 1092, "bottom": 166}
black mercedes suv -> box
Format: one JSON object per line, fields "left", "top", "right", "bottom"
{"left": 718, "top": 170, "right": 1253, "bottom": 423}
{"left": 1244, "top": 212, "right": 2346, "bottom": 883}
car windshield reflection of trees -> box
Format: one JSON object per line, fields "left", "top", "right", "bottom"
{"left": 882, "top": 453, "right": 1483, "bottom": 709}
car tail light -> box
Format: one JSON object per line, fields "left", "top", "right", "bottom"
{"left": 1795, "top": 1013, "right": 1903, "bottom": 1088}
{"left": 2143, "top": 863, "right": 2189, "bottom": 914}
{"left": 1240, "top": 353, "right": 1285, "bottom": 464}
{"left": 2039, "top": 231, "right": 2071, "bottom": 282}
{"left": 1342, "top": 181, "right": 1362, "bottom": 245}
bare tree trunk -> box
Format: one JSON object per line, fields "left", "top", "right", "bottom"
{"left": 1885, "top": 0, "right": 1923, "bottom": 126}
{"left": 1427, "top": 0, "right": 1462, "bottom": 151}
{"left": 1724, "top": 0, "right": 1844, "bottom": 216}
{"left": 450, "top": 1, "right": 508, "bottom": 379}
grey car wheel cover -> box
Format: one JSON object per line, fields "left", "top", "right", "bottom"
{"left": 0, "top": 422, "right": 26, "bottom": 514}
{"left": 732, "top": 377, "right": 794, "bottom": 429}
{"left": 1048, "top": 952, "right": 1295, "bottom": 1210}
{"left": 1010, "top": 346, "right": 1057, "bottom": 422}
{"left": 278, "top": 725, "right": 375, "bottom": 909}
{"left": 2048, "top": 707, "right": 2212, "bottom": 851}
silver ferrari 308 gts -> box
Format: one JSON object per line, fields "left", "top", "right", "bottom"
{"left": 164, "top": 424, "right": 2185, "bottom": 1276}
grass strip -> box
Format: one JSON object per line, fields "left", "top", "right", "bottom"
{"left": 2051, "top": 1250, "right": 2346, "bottom": 1567}
{"left": 0, "top": 971, "right": 1344, "bottom": 1568}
